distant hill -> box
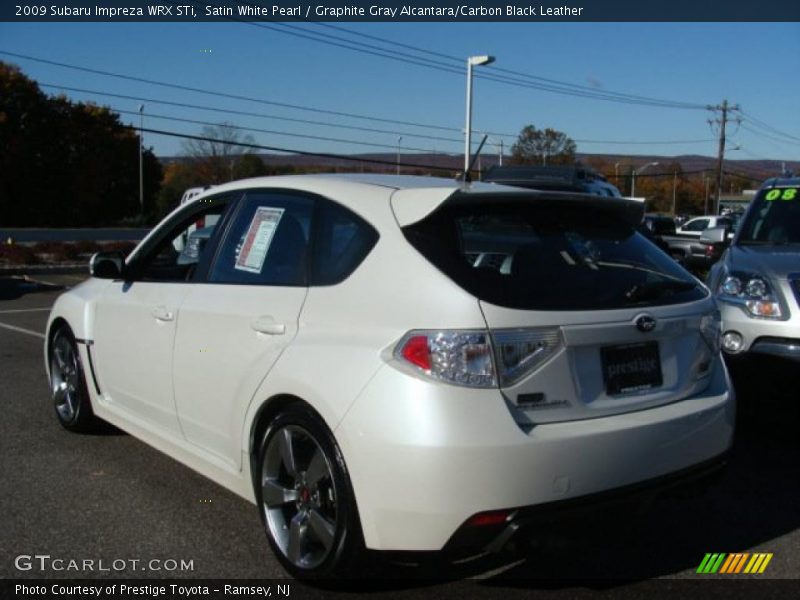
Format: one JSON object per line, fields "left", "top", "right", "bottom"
{"left": 161, "top": 152, "right": 798, "bottom": 184}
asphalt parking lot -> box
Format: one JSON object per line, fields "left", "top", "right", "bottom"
{"left": 1, "top": 274, "right": 798, "bottom": 590}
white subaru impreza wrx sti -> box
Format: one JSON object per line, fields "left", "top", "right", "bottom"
{"left": 45, "top": 174, "right": 734, "bottom": 578}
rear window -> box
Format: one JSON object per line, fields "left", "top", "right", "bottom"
{"left": 403, "top": 201, "right": 705, "bottom": 310}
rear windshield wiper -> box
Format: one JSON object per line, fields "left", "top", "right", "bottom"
{"left": 624, "top": 280, "right": 697, "bottom": 303}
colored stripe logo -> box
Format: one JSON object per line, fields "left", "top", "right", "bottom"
{"left": 697, "top": 552, "right": 773, "bottom": 574}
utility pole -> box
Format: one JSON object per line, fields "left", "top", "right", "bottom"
{"left": 708, "top": 100, "right": 740, "bottom": 216}
{"left": 672, "top": 171, "right": 677, "bottom": 215}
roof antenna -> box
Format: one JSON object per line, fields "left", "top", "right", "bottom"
{"left": 458, "top": 134, "right": 489, "bottom": 184}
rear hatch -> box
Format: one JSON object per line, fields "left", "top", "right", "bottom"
{"left": 400, "top": 188, "right": 718, "bottom": 424}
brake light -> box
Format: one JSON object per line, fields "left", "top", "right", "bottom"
{"left": 394, "top": 327, "right": 563, "bottom": 389}
{"left": 195, "top": 217, "right": 205, "bottom": 229}
{"left": 400, "top": 335, "right": 430, "bottom": 371}
{"left": 395, "top": 331, "right": 495, "bottom": 388}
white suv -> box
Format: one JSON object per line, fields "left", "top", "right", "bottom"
{"left": 46, "top": 174, "right": 733, "bottom": 578}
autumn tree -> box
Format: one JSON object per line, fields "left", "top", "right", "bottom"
{"left": 510, "top": 125, "right": 577, "bottom": 166}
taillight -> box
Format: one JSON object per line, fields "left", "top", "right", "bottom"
{"left": 394, "top": 327, "right": 563, "bottom": 389}
{"left": 395, "top": 331, "right": 496, "bottom": 388}
{"left": 195, "top": 217, "right": 205, "bottom": 229}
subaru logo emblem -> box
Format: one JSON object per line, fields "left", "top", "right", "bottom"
{"left": 635, "top": 314, "right": 657, "bottom": 333}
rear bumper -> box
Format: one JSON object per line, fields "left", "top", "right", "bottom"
{"left": 336, "top": 358, "right": 734, "bottom": 552}
{"left": 442, "top": 451, "right": 728, "bottom": 556}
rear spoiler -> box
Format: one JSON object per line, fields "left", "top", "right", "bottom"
{"left": 442, "top": 190, "right": 645, "bottom": 229}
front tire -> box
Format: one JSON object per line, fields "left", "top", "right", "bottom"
{"left": 255, "top": 403, "right": 364, "bottom": 579}
{"left": 49, "top": 325, "right": 99, "bottom": 432}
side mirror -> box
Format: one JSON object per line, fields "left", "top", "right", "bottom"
{"left": 89, "top": 251, "right": 125, "bottom": 279}
{"left": 700, "top": 226, "right": 728, "bottom": 244}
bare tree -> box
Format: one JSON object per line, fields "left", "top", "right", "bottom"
{"left": 182, "top": 122, "right": 256, "bottom": 184}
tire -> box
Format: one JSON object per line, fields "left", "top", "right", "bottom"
{"left": 49, "top": 325, "right": 99, "bottom": 433}
{"left": 255, "top": 403, "right": 364, "bottom": 579}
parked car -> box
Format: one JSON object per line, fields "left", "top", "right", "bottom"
{"left": 708, "top": 177, "right": 800, "bottom": 364}
{"left": 484, "top": 165, "right": 623, "bottom": 197}
{"left": 641, "top": 214, "right": 723, "bottom": 272}
{"left": 46, "top": 174, "right": 733, "bottom": 579}
{"left": 677, "top": 215, "right": 732, "bottom": 237}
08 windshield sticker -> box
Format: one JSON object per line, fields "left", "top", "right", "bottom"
{"left": 234, "top": 206, "right": 285, "bottom": 273}
{"left": 765, "top": 188, "right": 798, "bottom": 201}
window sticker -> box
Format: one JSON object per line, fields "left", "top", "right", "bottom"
{"left": 234, "top": 207, "right": 285, "bottom": 273}
{"left": 765, "top": 188, "right": 798, "bottom": 201}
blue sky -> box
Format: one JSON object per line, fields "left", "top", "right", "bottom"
{"left": 2, "top": 21, "right": 799, "bottom": 162}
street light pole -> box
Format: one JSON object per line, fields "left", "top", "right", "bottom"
{"left": 631, "top": 161, "right": 659, "bottom": 199}
{"left": 464, "top": 55, "right": 495, "bottom": 176}
{"left": 138, "top": 104, "right": 144, "bottom": 219}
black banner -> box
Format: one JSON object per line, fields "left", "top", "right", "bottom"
{"left": 4, "top": 579, "right": 800, "bottom": 600}
{"left": 3, "top": 0, "right": 800, "bottom": 22}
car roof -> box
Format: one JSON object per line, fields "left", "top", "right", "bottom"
{"left": 760, "top": 176, "right": 800, "bottom": 188}
{"left": 182, "top": 172, "right": 643, "bottom": 228}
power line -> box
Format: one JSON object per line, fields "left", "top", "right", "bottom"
{"left": 740, "top": 110, "right": 800, "bottom": 143}
{"left": 114, "top": 107, "right": 456, "bottom": 154}
{"left": 245, "top": 20, "right": 708, "bottom": 109}
{"left": 129, "top": 125, "right": 457, "bottom": 172}
{"left": 304, "top": 21, "right": 707, "bottom": 110}
{"left": 41, "top": 81, "right": 717, "bottom": 149}
{"left": 40, "top": 83, "right": 466, "bottom": 145}
{"left": 741, "top": 124, "right": 800, "bottom": 147}
{"left": 190, "top": 0, "right": 707, "bottom": 110}
{"left": 0, "top": 50, "right": 460, "bottom": 133}
{"left": 573, "top": 138, "right": 714, "bottom": 145}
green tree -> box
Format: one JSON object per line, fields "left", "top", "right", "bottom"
{"left": 232, "top": 153, "right": 268, "bottom": 179}
{"left": 0, "top": 62, "right": 162, "bottom": 226}
{"left": 510, "top": 125, "right": 577, "bottom": 166}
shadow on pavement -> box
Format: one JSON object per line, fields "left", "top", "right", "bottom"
{"left": 0, "top": 276, "right": 64, "bottom": 301}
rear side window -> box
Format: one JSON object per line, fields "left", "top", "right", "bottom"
{"left": 403, "top": 202, "right": 705, "bottom": 310}
{"left": 210, "top": 191, "right": 313, "bottom": 286}
{"left": 311, "top": 200, "right": 378, "bottom": 285}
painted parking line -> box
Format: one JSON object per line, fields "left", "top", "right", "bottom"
{"left": 0, "top": 308, "right": 52, "bottom": 314}
{"left": 0, "top": 321, "right": 46, "bottom": 339}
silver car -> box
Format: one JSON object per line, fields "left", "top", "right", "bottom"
{"left": 708, "top": 177, "right": 800, "bottom": 362}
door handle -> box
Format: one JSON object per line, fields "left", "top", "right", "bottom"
{"left": 151, "top": 306, "right": 174, "bottom": 322}
{"left": 251, "top": 316, "right": 286, "bottom": 335}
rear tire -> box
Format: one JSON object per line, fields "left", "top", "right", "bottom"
{"left": 255, "top": 403, "right": 364, "bottom": 579}
{"left": 49, "top": 325, "right": 100, "bottom": 433}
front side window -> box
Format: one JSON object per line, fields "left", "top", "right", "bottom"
{"left": 738, "top": 186, "right": 800, "bottom": 245}
{"left": 210, "top": 191, "right": 313, "bottom": 286}
{"left": 404, "top": 201, "right": 705, "bottom": 310}
{"left": 134, "top": 199, "right": 229, "bottom": 282}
